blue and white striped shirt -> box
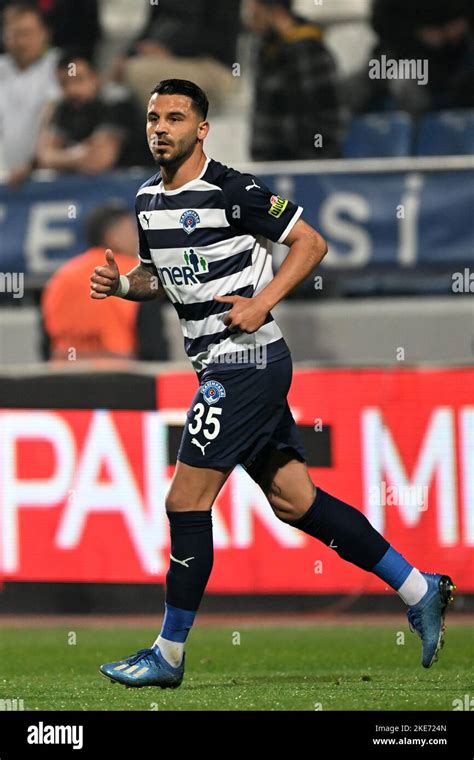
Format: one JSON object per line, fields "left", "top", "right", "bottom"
{"left": 135, "top": 157, "right": 303, "bottom": 374}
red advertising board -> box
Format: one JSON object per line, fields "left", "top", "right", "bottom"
{"left": 1, "top": 367, "right": 472, "bottom": 593}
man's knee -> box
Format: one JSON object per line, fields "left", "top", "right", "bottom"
{"left": 271, "top": 502, "right": 309, "bottom": 523}
{"left": 166, "top": 462, "right": 231, "bottom": 512}
{"left": 269, "top": 484, "right": 317, "bottom": 524}
{"left": 165, "top": 487, "right": 212, "bottom": 512}
{"left": 164, "top": 484, "right": 206, "bottom": 512}
{"left": 165, "top": 491, "right": 188, "bottom": 512}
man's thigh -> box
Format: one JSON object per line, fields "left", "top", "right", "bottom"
{"left": 249, "top": 447, "right": 316, "bottom": 522}
{"left": 166, "top": 460, "right": 233, "bottom": 512}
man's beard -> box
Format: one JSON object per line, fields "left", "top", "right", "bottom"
{"left": 153, "top": 140, "right": 194, "bottom": 167}
{"left": 154, "top": 151, "right": 177, "bottom": 166}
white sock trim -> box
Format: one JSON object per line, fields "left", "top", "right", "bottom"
{"left": 397, "top": 568, "right": 428, "bottom": 606}
{"left": 153, "top": 635, "right": 184, "bottom": 667}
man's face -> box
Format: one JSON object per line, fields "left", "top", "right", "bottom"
{"left": 3, "top": 11, "right": 49, "bottom": 69}
{"left": 146, "top": 93, "right": 208, "bottom": 167}
{"left": 57, "top": 60, "right": 100, "bottom": 104}
{"left": 244, "top": 0, "right": 273, "bottom": 36}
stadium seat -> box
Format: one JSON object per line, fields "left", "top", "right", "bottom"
{"left": 343, "top": 112, "right": 413, "bottom": 158}
{"left": 416, "top": 110, "right": 474, "bottom": 156}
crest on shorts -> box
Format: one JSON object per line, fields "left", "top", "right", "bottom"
{"left": 180, "top": 209, "right": 200, "bottom": 234}
{"left": 200, "top": 380, "right": 226, "bottom": 405}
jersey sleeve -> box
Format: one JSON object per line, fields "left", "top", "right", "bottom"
{"left": 222, "top": 172, "right": 303, "bottom": 243}
{"left": 135, "top": 203, "right": 153, "bottom": 264}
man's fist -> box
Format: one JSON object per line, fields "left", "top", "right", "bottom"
{"left": 213, "top": 293, "right": 269, "bottom": 334}
{"left": 90, "top": 249, "right": 120, "bottom": 299}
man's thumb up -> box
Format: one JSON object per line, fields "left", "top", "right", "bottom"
{"left": 90, "top": 248, "right": 121, "bottom": 299}
{"left": 105, "top": 248, "right": 117, "bottom": 269}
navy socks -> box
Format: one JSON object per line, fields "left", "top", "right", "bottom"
{"left": 157, "top": 489, "right": 419, "bottom": 657}
{"left": 160, "top": 510, "right": 213, "bottom": 645}
{"left": 288, "top": 486, "right": 390, "bottom": 571}
{"left": 288, "top": 487, "right": 424, "bottom": 600}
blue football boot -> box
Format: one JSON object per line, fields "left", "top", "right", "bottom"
{"left": 407, "top": 573, "right": 456, "bottom": 668}
{"left": 99, "top": 647, "right": 185, "bottom": 689}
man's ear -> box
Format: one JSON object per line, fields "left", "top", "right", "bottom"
{"left": 197, "top": 120, "right": 210, "bottom": 141}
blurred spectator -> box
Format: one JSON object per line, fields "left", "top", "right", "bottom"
{"left": 36, "top": 50, "right": 152, "bottom": 173}
{"left": 126, "top": 0, "right": 240, "bottom": 67}
{"left": 41, "top": 202, "right": 169, "bottom": 361}
{"left": 245, "top": 0, "right": 343, "bottom": 160}
{"left": 111, "top": 0, "right": 240, "bottom": 113}
{"left": 351, "top": 0, "right": 474, "bottom": 115}
{"left": 0, "top": 0, "right": 101, "bottom": 61}
{"left": 0, "top": 2, "right": 60, "bottom": 185}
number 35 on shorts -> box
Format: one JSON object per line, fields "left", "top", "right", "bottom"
{"left": 188, "top": 403, "right": 222, "bottom": 439}
{"left": 187, "top": 379, "right": 226, "bottom": 440}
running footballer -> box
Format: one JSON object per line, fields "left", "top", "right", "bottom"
{"left": 91, "top": 79, "right": 456, "bottom": 689}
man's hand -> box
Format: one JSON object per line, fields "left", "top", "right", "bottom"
{"left": 213, "top": 294, "right": 269, "bottom": 334}
{"left": 7, "top": 164, "right": 32, "bottom": 189}
{"left": 90, "top": 249, "right": 120, "bottom": 299}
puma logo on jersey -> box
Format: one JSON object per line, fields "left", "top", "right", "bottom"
{"left": 142, "top": 213, "right": 152, "bottom": 228}
{"left": 191, "top": 438, "right": 211, "bottom": 455}
{"left": 245, "top": 179, "right": 260, "bottom": 191}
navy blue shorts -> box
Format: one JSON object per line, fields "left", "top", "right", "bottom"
{"left": 177, "top": 354, "right": 308, "bottom": 483}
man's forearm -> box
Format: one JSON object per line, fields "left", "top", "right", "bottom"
{"left": 120, "top": 263, "right": 160, "bottom": 301}
{"left": 38, "top": 144, "right": 88, "bottom": 172}
{"left": 255, "top": 230, "right": 327, "bottom": 311}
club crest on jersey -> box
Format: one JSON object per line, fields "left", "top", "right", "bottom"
{"left": 180, "top": 209, "right": 200, "bottom": 234}
{"left": 200, "top": 380, "right": 226, "bottom": 405}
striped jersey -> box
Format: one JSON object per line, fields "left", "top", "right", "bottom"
{"left": 134, "top": 157, "right": 303, "bottom": 375}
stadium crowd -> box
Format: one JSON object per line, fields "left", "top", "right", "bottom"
{"left": 1, "top": 0, "right": 473, "bottom": 184}
{"left": 0, "top": 0, "right": 472, "bottom": 362}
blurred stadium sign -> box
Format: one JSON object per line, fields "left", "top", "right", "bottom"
{"left": 0, "top": 367, "right": 472, "bottom": 593}
{"left": 0, "top": 160, "right": 473, "bottom": 275}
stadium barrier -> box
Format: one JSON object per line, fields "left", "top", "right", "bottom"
{"left": 0, "top": 156, "right": 473, "bottom": 277}
{"left": 0, "top": 364, "right": 471, "bottom": 606}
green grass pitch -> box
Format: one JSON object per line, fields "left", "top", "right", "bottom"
{"left": 1, "top": 623, "right": 472, "bottom": 711}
